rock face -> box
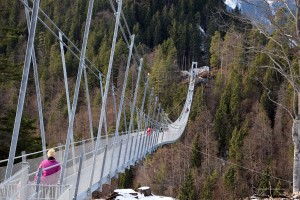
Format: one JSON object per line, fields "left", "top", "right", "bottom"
{"left": 138, "top": 186, "right": 151, "bottom": 196}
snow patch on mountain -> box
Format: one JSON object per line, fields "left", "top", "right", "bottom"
{"left": 198, "top": 25, "right": 206, "bottom": 36}
{"left": 224, "top": 0, "right": 238, "bottom": 9}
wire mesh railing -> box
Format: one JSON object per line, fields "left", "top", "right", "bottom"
{"left": 0, "top": 183, "right": 70, "bottom": 200}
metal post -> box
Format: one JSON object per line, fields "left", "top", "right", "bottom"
{"left": 136, "top": 76, "right": 149, "bottom": 160}
{"left": 149, "top": 97, "right": 158, "bottom": 152}
{"left": 154, "top": 106, "right": 161, "bottom": 150}
{"left": 143, "top": 87, "right": 154, "bottom": 157}
{"left": 99, "top": 145, "right": 108, "bottom": 191}
{"left": 116, "top": 139, "right": 123, "bottom": 173}
{"left": 132, "top": 109, "right": 140, "bottom": 162}
{"left": 152, "top": 104, "right": 161, "bottom": 151}
{"left": 139, "top": 114, "right": 147, "bottom": 160}
{"left": 60, "top": 0, "right": 95, "bottom": 185}
{"left": 160, "top": 110, "right": 165, "bottom": 145}
{"left": 110, "top": 81, "right": 134, "bottom": 173}
{"left": 112, "top": 86, "right": 118, "bottom": 134}
{"left": 24, "top": 0, "right": 46, "bottom": 159}
{"left": 109, "top": 139, "right": 116, "bottom": 178}
{"left": 90, "top": 0, "right": 123, "bottom": 190}
{"left": 123, "top": 106, "right": 127, "bottom": 134}
{"left": 20, "top": 151, "right": 29, "bottom": 200}
{"left": 58, "top": 143, "right": 63, "bottom": 162}
{"left": 124, "top": 59, "right": 143, "bottom": 166}
{"left": 59, "top": 32, "right": 76, "bottom": 173}
{"left": 136, "top": 128, "right": 143, "bottom": 161}
{"left": 5, "top": 0, "right": 40, "bottom": 180}
{"left": 114, "top": 35, "right": 135, "bottom": 140}
{"left": 73, "top": 152, "right": 83, "bottom": 200}
{"left": 99, "top": 74, "right": 109, "bottom": 145}
{"left": 81, "top": 140, "right": 86, "bottom": 168}
{"left": 83, "top": 66, "right": 95, "bottom": 147}
{"left": 35, "top": 168, "right": 43, "bottom": 199}
{"left": 128, "top": 136, "right": 134, "bottom": 166}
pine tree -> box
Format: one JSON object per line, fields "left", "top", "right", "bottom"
{"left": 190, "top": 86, "right": 205, "bottom": 120}
{"left": 0, "top": 110, "right": 41, "bottom": 161}
{"left": 150, "top": 38, "right": 178, "bottom": 107}
{"left": 49, "top": 43, "right": 62, "bottom": 79}
{"left": 201, "top": 170, "right": 218, "bottom": 200}
{"left": 178, "top": 170, "right": 196, "bottom": 200}
{"left": 229, "top": 72, "right": 241, "bottom": 127}
{"left": 213, "top": 89, "right": 231, "bottom": 157}
{"left": 209, "top": 31, "right": 222, "bottom": 68}
{"left": 191, "top": 133, "right": 202, "bottom": 168}
{"left": 258, "top": 166, "right": 271, "bottom": 196}
{"left": 118, "top": 168, "right": 135, "bottom": 189}
{"left": 260, "top": 68, "right": 280, "bottom": 125}
{"left": 224, "top": 166, "right": 236, "bottom": 190}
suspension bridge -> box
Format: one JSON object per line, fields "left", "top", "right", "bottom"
{"left": 0, "top": 0, "right": 209, "bottom": 199}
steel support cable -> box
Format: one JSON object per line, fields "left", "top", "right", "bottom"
{"left": 21, "top": 0, "right": 101, "bottom": 79}
{"left": 117, "top": 2, "right": 142, "bottom": 62}
{"left": 122, "top": 100, "right": 164, "bottom": 128}
{"left": 5, "top": 0, "right": 40, "bottom": 180}
{"left": 109, "top": 79, "right": 163, "bottom": 127}
{"left": 24, "top": 0, "right": 46, "bottom": 159}
{"left": 27, "top": 0, "right": 105, "bottom": 75}
{"left": 89, "top": 0, "right": 123, "bottom": 190}
{"left": 108, "top": 0, "right": 139, "bottom": 65}
{"left": 24, "top": 0, "right": 161, "bottom": 112}
{"left": 23, "top": 0, "right": 149, "bottom": 135}
{"left": 108, "top": 0, "right": 148, "bottom": 85}
{"left": 60, "top": 0, "right": 95, "bottom": 185}
{"left": 23, "top": 0, "right": 154, "bottom": 124}
{"left": 120, "top": 11, "right": 142, "bottom": 64}
{"left": 22, "top": 0, "right": 127, "bottom": 83}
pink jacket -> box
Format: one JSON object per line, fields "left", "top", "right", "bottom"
{"left": 38, "top": 158, "right": 61, "bottom": 177}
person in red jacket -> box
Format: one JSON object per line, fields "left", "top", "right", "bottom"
{"left": 147, "top": 127, "right": 152, "bottom": 136}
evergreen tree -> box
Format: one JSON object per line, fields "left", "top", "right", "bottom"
{"left": 150, "top": 38, "right": 178, "bottom": 107}
{"left": 178, "top": 170, "right": 196, "bottom": 200}
{"left": 201, "top": 170, "right": 218, "bottom": 200}
{"left": 190, "top": 86, "right": 205, "bottom": 120}
{"left": 229, "top": 72, "right": 241, "bottom": 127}
{"left": 209, "top": 31, "right": 222, "bottom": 68}
{"left": 260, "top": 68, "right": 280, "bottom": 125}
{"left": 191, "top": 133, "right": 202, "bottom": 168}
{"left": 0, "top": 110, "right": 41, "bottom": 161}
{"left": 258, "top": 166, "right": 271, "bottom": 196}
{"left": 213, "top": 89, "right": 231, "bottom": 157}
{"left": 118, "top": 168, "right": 135, "bottom": 189}
{"left": 224, "top": 166, "right": 236, "bottom": 190}
{"left": 49, "top": 43, "right": 63, "bottom": 79}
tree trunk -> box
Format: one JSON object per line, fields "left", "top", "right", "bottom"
{"left": 296, "top": 0, "right": 300, "bottom": 38}
{"left": 295, "top": 0, "right": 300, "bottom": 194}
{"left": 293, "top": 119, "right": 300, "bottom": 194}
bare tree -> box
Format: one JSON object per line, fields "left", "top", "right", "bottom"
{"left": 233, "top": 0, "right": 300, "bottom": 194}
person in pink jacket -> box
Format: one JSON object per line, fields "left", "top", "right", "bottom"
{"left": 36, "top": 148, "right": 61, "bottom": 184}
